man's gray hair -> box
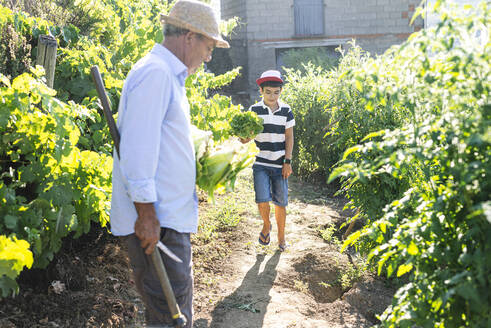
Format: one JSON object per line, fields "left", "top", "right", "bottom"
{"left": 163, "top": 24, "right": 189, "bottom": 37}
{"left": 163, "top": 24, "right": 204, "bottom": 39}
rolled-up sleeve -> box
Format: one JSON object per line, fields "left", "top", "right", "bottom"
{"left": 118, "top": 68, "right": 171, "bottom": 203}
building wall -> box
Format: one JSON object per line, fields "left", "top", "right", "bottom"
{"left": 244, "top": 0, "right": 293, "bottom": 102}
{"left": 324, "top": 0, "right": 423, "bottom": 53}
{"left": 220, "top": 0, "right": 249, "bottom": 96}
{"left": 245, "top": 0, "right": 294, "bottom": 41}
{"left": 221, "top": 0, "right": 424, "bottom": 101}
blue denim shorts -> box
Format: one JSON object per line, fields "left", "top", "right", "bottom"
{"left": 253, "top": 164, "right": 288, "bottom": 207}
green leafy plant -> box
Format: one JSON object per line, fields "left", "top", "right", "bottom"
{"left": 187, "top": 67, "right": 243, "bottom": 141}
{"left": 0, "top": 0, "right": 247, "bottom": 299}
{"left": 0, "top": 69, "right": 112, "bottom": 296}
{"left": 193, "top": 126, "right": 258, "bottom": 201}
{"left": 0, "top": 235, "right": 33, "bottom": 297}
{"left": 282, "top": 44, "right": 408, "bottom": 183}
{"left": 329, "top": 2, "right": 491, "bottom": 327}
{"left": 229, "top": 111, "right": 264, "bottom": 139}
{"left": 318, "top": 224, "right": 340, "bottom": 246}
{"left": 282, "top": 46, "right": 339, "bottom": 74}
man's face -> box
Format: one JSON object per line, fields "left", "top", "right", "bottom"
{"left": 260, "top": 86, "right": 282, "bottom": 108}
{"left": 185, "top": 33, "right": 215, "bottom": 74}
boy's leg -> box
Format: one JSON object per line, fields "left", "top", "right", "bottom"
{"left": 271, "top": 167, "right": 289, "bottom": 247}
{"left": 258, "top": 202, "right": 271, "bottom": 238}
{"left": 253, "top": 166, "right": 273, "bottom": 242}
{"left": 274, "top": 205, "right": 286, "bottom": 246}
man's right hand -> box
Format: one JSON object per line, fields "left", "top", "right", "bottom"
{"left": 239, "top": 137, "right": 251, "bottom": 144}
{"left": 134, "top": 202, "right": 161, "bottom": 255}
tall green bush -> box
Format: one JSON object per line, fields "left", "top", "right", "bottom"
{"left": 0, "top": 0, "right": 244, "bottom": 298}
{"left": 281, "top": 64, "right": 332, "bottom": 180}
{"left": 0, "top": 236, "right": 33, "bottom": 297}
{"left": 187, "top": 67, "right": 243, "bottom": 141}
{"left": 282, "top": 46, "right": 339, "bottom": 74}
{"left": 330, "top": 2, "right": 490, "bottom": 326}
{"left": 282, "top": 44, "right": 408, "bottom": 183}
{"left": 0, "top": 69, "right": 112, "bottom": 295}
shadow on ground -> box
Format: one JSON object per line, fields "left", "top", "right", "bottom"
{"left": 195, "top": 251, "right": 281, "bottom": 328}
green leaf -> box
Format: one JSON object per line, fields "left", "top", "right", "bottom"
{"left": 342, "top": 146, "right": 361, "bottom": 160}
{"left": 431, "top": 298, "right": 443, "bottom": 311}
{"left": 0, "top": 276, "right": 19, "bottom": 297}
{"left": 354, "top": 80, "right": 363, "bottom": 92}
{"left": 455, "top": 282, "right": 481, "bottom": 304}
{"left": 410, "top": 6, "right": 424, "bottom": 25}
{"left": 0, "top": 236, "right": 33, "bottom": 278}
{"left": 380, "top": 221, "right": 387, "bottom": 233}
{"left": 3, "top": 215, "right": 17, "bottom": 230}
{"left": 396, "top": 263, "right": 413, "bottom": 277}
{"left": 407, "top": 241, "right": 419, "bottom": 255}
{"left": 361, "top": 130, "right": 386, "bottom": 142}
{"left": 328, "top": 164, "right": 352, "bottom": 183}
{"left": 341, "top": 230, "right": 361, "bottom": 252}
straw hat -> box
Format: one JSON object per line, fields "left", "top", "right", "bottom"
{"left": 160, "top": 0, "right": 230, "bottom": 48}
{"left": 256, "top": 70, "right": 284, "bottom": 86}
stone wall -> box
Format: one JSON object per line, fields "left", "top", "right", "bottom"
{"left": 219, "top": 0, "right": 249, "bottom": 100}
{"left": 324, "top": 0, "right": 423, "bottom": 53}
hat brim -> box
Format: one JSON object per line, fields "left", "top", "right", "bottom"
{"left": 160, "top": 13, "right": 230, "bottom": 48}
{"left": 256, "top": 76, "right": 284, "bottom": 86}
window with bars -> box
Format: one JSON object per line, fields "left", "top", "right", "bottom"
{"left": 294, "top": 0, "right": 324, "bottom": 36}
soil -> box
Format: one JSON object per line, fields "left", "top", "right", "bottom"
{"left": 0, "top": 169, "right": 396, "bottom": 328}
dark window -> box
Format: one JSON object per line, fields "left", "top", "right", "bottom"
{"left": 275, "top": 46, "right": 340, "bottom": 72}
{"left": 294, "top": 0, "right": 324, "bottom": 36}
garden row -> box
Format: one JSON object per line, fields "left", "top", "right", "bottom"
{"left": 281, "top": 2, "right": 490, "bottom": 327}
{"left": 0, "top": 0, "right": 240, "bottom": 297}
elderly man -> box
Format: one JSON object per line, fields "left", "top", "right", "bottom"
{"left": 109, "top": 1, "right": 229, "bottom": 327}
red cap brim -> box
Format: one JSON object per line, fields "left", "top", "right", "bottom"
{"left": 256, "top": 76, "right": 283, "bottom": 86}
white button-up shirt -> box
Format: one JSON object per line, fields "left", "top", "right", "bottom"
{"left": 110, "top": 43, "right": 198, "bottom": 236}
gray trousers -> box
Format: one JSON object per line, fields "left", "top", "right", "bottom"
{"left": 123, "top": 228, "right": 193, "bottom": 328}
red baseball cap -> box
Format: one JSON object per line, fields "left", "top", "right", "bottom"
{"left": 256, "top": 70, "right": 284, "bottom": 86}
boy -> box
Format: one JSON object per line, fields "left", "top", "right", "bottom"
{"left": 240, "top": 70, "right": 295, "bottom": 251}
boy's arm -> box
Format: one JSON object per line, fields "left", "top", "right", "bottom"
{"left": 285, "top": 127, "right": 294, "bottom": 161}
{"left": 282, "top": 127, "right": 294, "bottom": 178}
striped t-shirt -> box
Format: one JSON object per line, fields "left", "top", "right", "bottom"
{"left": 248, "top": 100, "right": 295, "bottom": 168}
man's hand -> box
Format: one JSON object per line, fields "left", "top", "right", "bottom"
{"left": 239, "top": 137, "right": 251, "bottom": 144}
{"left": 282, "top": 163, "right": 292, "bottom": 179}
{"left": 134, "top": 202, "right": 160, "bottom": 255}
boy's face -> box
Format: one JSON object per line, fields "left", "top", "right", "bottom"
{"left": 260, "top": 86, "right": 282, "bottom": 108}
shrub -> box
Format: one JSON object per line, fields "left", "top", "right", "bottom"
{"left": 282, "top": 46, "right": 339, "bottom": 74}
{"left": 282, "top": 44, "right": 408, "bottom": 183}
{"left": 281, "top": 64, "right": 332, "bottom": 181}
{"left": 0, "top": 69, "right": 112, "bottom": 295}
{"left": 330, "top": 2, "right": 491, "bottom": 326}
{"left": 0, "top": 0, "right": 245, "bottom": 298}
{"left": 0, "top": 235, "right": 33, "bottom": 297}
{"left": 0, "top": 22, "right": 32, "bottom": 79}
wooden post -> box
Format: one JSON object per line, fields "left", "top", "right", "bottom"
{"left": 343, "top": 208, "right": 360, "bottom": 240}
{"left": 36, "top": 35, "right": 57, "bottom": 88}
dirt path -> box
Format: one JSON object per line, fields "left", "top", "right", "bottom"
{"left": 192, "top": 174, "right": 395, "bottom": 328}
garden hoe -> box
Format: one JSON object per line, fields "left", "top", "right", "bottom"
{"left": 90, "top": 65, "right": 187, "bottom": 328}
